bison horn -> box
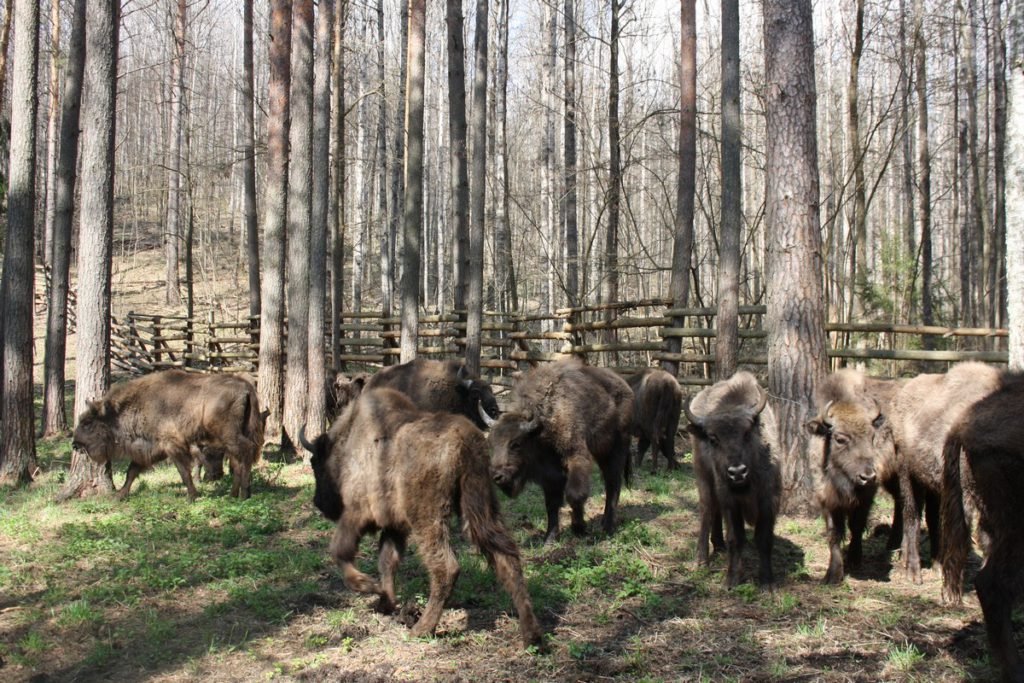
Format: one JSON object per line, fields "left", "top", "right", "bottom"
{"left": 822, "top": 399, "right": 835, "bottom": 427}
{"left": 298, "top": 424, "right": 318, "bottom": 453}
{"left": 457, "top": 364, "right": 474, "bottom": 389}
{"left": 683, "top": 399, "right": 702, "bottom": 428}
{"left": 478, "top": 400, "right": 497, "bottom": 428}
{"left": 753, "top": 385, "right": 769, "bottom": 416}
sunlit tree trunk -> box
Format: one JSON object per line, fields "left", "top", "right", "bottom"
{"left": 563, "top": 0, "right": 577, "bottom": 308}
{"left": 60, "top": 0, "right": 119, "bottom": 500}
{"left": 400, "top": 0, "right": 426, "bottom": 363}
{"left": 992, "top": 0, "right": 1007, "bottom": 328}
{"left": 243, "top": 0, "right": 260, "bottom": 319}
{"left": 466, "top": 0, "right": 488, "bottom": 376}
{"left": 914, "top": 0, "right": 934, "bottom": 342}
{"left": 330, "top": 2, "right": 346, "bottom": 371}
{"left": 1007, "top": 0, "right": 1024, "bottom": 368}
{"left": 41, "top": 0, "right": 60, "bottom": 269}
{"left": 164, "top": 0, "right": 186, "bottom": 305}
{"left": 716, "top": 0, "right": 741, "bottom": 381}
{"left": 846, "top": 0, "right": 866, "bottom": 318}
{"left": 447, "top": 0, "right": 469, "bottom": 313}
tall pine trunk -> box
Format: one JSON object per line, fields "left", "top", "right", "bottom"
{"left": 42, "top": 0, "right": 60, "bottom": 269}
{"left": 243, "top": 0, "right": 260, "bottom": 319}
{"left": 562, "top": 0, "right": 577, "bottom": 308}
{"left": 330, "top": 3, "right": 346, "bottom": 371}
{"left": 914, "top": 0, "right": 934, "bottom": 341}
{"left": 603, "top": 0, "right": 621, "bottom": 359}
{"left": 716, "top": 0, "right": 741, "bottom": 381}
{"left": 447, "top": 0, "right": 469, "bottom": 313}
{"left": 164, "top": 0, "right": 186, "bottom": 305}
{"left": 466, "top": 0, "right": 488, "bottom": 376}
{"left": 400, "top": 0, "right": 426, "bottom": 363}
{"left": 1006, "top": 0, "right": 1024, "bottom": 367}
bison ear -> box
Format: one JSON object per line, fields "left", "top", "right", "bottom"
{"left": 89, "top": 399, "right": 113, "bottom": 418}
{"left": 871, "top": 413, "right": 886, "bottom": 430}
{"left": 685, "top": 422, "right": 707, "bottom": 441}
{"left": 805, "top": 418, "right": 828, "bottom": 437}
{"left": 351, "top": 374, "right": 367, "bottom": 392}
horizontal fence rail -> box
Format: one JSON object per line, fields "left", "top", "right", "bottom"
{"left": 109, "top": 302, "right": 1009, "bottom": 386}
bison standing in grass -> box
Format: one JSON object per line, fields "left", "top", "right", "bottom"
{"left": 686, "top": 371, "right": 780, "bottom": 588}
{"left": 303, "top": 388, "right": 543, "bottom": 648}
{"left": 628, "top": 367, "right": 683, "bottom": 471}
{"left": 805, "top": 369, "right": 910, "bottom": 584}
{"left": 72, "top": 370, "right": 265, "bottom": 500}
{"left": 481, "top": 358, "right": 633, "bottom": 543}
{"left": 889, "top": 362, "right": 999, "bottom": 583}
{"left": 941, "top": 372, "right": 1024, "bottom": 682}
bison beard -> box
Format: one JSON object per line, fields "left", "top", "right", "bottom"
{"left": 686, "top": 372, "right": 780, "bottom": 589}
{"left": 72, "top": 370, "right": 264, "bottom": 500}
{"left": 482, "top": 358, "right": 633, "bottom": 543}
{"left": 940, "top": 372, "right": 1024, "bottom": 683}
{"left": 306, "top": 388, "right": 542, "bottom": 648}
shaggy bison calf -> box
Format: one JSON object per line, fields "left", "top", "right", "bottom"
{"left": 304, "top": 388, "right": 542, "bottom": 647}
{"left": 481, "top": 358, "right": 633, "bottom": 543}
{"left": 627, "top": 367, "right": 683, "bottom": 471}
{"left": 889, "top": 361, "right": 1000, "bottom": 583}
{"left": 72, "top": 370, "right": 264, "bottom": 500}
{"left": 805, "top": 369, "right": 908, "bottom": 584}
{"left": 941, "top": 372, "right": 1024, "bottom": 683}
{"left": 686, "top": 372, "right": 780, "bottom": 588}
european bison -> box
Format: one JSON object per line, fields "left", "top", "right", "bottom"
{"left": 72, "top": 370, "right": 264, "bottom": 500}
{"left": 685, "top": 371, "right": 780, "bottom": 588}
{"left": 889, "top": 361, "right": 1000, "bottom": 583}
{"left": 940, "top": 372, "right": 1024, "bottom": 682}
{"left": 303, "top": 387, "right": 542, "bottom": 647}
{"left": 627, "top": 367, "right": 683, "bottom": 471}
{"left": 481, "top": 358, "right": 633, "bottom": 543}
{"left": 326, "top": 372, "right": 369, "bottom": 420}
{"left": 805, "top": 369, "right": 909, "bottom": 583}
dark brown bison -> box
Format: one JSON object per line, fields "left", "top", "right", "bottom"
{"left": 325, "top": 371, "right": 369, "bottom": 420}
{"left": 940, "top": 372, "right": 1024, "bottom": 682}
{"left": 481, "top": 358, "right": 633, "bottom": 543}
{"left": 685, "top": 371, "right": 780, "bottom": 588}
{"left": 889, "top": 361, "right": 1000, "bottom": 583}
{"left": 72, "top": 370, "right": 264, "bottom": 500}
{"left": 302, "top": 387, "right": 542, "bottom": 647}
{"left": 627, "top": 367, "right": 683, "bottom": 471}
{"left": 805, "top": 369, "right": 909, "bottom": 583}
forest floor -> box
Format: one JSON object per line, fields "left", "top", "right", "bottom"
{"left": 2, "top": 242, "right": 1006, "bottom": 682}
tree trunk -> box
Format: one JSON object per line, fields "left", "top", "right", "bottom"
{"left": 42, "top": 0, "right": 86, "bottom": 438}
{"left": 283, "top": 0, "right": 314, "bottom": 448}
{"left": 257, "top": 0, "right": 292, "bottom": 444}
{"left": 243, "top": 0, "right": 260, "bottom": 319}
{"left": 0, "top": 0, "right": 39, "bottom": 486}
{"left": 562, "top": 0, "right": 577, "bottom": 308}
{"left": 42, "top": 0, "right": 60, "bottom": 269}
{"left": 446, "top": 0, "right": 469, "bottom": 314}
{"left": 307, "top": 0, "right": 332, "bottom": 436}
{"left": 330, "top": 2, "right": 346, "bottom": 371}
{"left": 387, "top": 2, "right": 407, "bottom": 365}
{"left": 1007, "top": 0, "right": 1024, "bottom": 368}
{"left": 899, "top": 0, "right": 916, "bottom": 320}
{"left": 466, "top": 0, "right": 488, "bottom": 376}
{"left": 164, "top": 0, "right": 186, "bottom": 305}
{"left": 603, "top": 0, "right": 621, "bottom": 359}
{"left": 716, "top": 0, "right": 741, "bottom": 381}
{"left": 0, "top": 0, "right": 13, "bottom": 116}
{"left": 992, "top": 0, "right": 1007, "bottom": 328}
{"left": 59, "top": 0, "right": 119, "bottom": 500}
{"left": 663, "top": 0, "right": 696, "bottom": 379}
{"left": 914, "top": 0, "right": 934, "bottom": 341}
{"left": 376, "top": 0, "right": 391, "bottom": 319}
{"left": 400, "top": 0, "right": 426, "bottom": 363}
{"left": 763, "top": 0, "right": 829, "bottom": 514}
{"left": 847, "top": 0, "right": 867, "bottom": 317}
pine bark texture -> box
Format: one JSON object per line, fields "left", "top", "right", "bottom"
{"left": 164, "top": 0, "right": 186, "bottom": 305}
{"left": 400, "top": 0, "right": 426, "bottom": 363}
{"left": 330, "top": 3, "right": 346, "bottom": 371}
{"left": 716, "top": 0, "right": 741, "bottom": 381}
{"left": 257, "top": 0, "right": 292, "bottom": 444}
{"left": 283, "top": 0, "right": 315, "bottom": 447}
{"left": 0, "top": 0, "right": 40, "bottom": 486}
{"left": 1007, "top": 0, "right": 1024, "bottom": 369}
{"left": 466, "top": 0, "right": 488, "bottom": 376}
{"left": 446, "top": 0, "right": 470, "bottom": 314}
{"left": 563, "top": 0, "right": 578, "bottom": 307}
{"left": 763, "top": 0, "right": 829, "bottom": 514}
{"left": 42, "top": 0, "right": 86, "bottom": 438}
{"left": 914, "top": 0, "right": 934, "bottom": 339}
{"left": 42, "top": 0, "right": 60, "bottom": 269}
{"left": 243, "top": 0, "right": 261, "bottom": 319}
{"left": 61, "top": 0, "right": 119, "bottom": 500}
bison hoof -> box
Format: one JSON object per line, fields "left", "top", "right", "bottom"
{"left": 374, "top": 596, "right": 397, "bottom": 615}
{"left": 823, "top": 568, "right": 844, "bottom": 585}
{"left": 571, "top": 522, "right": 588, "bottom": 537}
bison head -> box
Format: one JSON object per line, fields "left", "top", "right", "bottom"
{"left": 302, "top": 424, "right": 343, "bottom": 521}
{"left": 486, "top": 411, "right": 542, "bottom": 497}
{"left": 328, "top": 373, "right": 368, "bottom": 419}
{"left": 805, "top": 399, "right": 890, "bottom": 499}
{"left": 457, "top": 365, "right": 500, "bottom": 426}
{"left": 685, "top": 384, "right": 768, "bottom": 491}
{"left": 72, "top": 400, "right": 118, "bottom": 464}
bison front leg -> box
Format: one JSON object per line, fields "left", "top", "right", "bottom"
{"left": 635, "top": 435, "right": 651, "bottom": 470}
{"left": 846, "top": 502, "right": 870, "bottom": 570}
{"left": 116, "top": 461, "right": 145, "bottom": 500}
{"left": 171, "top": 456, "right": 200, "bottom": 501}
{"left": 899, "top": 468, "right": 924, "bottom": 583}
{"left": 329, "top": 520, "right": 381, "bottom": 597}
{"left": 376, "top": 530, "right": 406, "bottom": 615}
{"left": 598, "top": 442, "right": 627, "bottom": 536}
{"left": 724, "top": 505, "right": 746, "bottom": 589}
{"left": 823, "top": 508, "right": 847, "bottom": 584}
{"left": 540, "top": 476, "right": 566, "bottom": 544}
{"left": 659, "top": 436, "right": 679, "bottom": 471}
{"left": 565, "top": 454, "right": 592, "bottom": 536}
{"left": 408, "top": 526, "right": 460, "bottom": 639}
{"left": 754, "top": 504, "right": 776, "bottom": 588}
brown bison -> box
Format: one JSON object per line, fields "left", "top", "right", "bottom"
{"left": 627, "top": 367, "right": 683, "bottom": 471}
{"left": 302, "top": 387, "right": 543, "bottom": 647}
{"left": 685, "top": 371, "right": 780, "bottom": 588}
{"left": 805, "top": 369, "right": 910, "bottom": 583}
{"left": 325, "top": 371, "right": 369, "bottom": 420}
{"left": 481, "top": 358, "right": 633, "bottom": 543}
{"left": 72, "top": 370, "right": 264, "bottom": 500}
{"left": 940, "top": 372, "right": 1024, "bottom": 682}
{"left": 327, "top": 359, "right": 500, "bottom": 430}
{"left": 889, "top": 362, "right": 1000, "bottom": 583}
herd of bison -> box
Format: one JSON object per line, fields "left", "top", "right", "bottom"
{"left": 68, "top": 357, "right": 1024, "bottom": 680}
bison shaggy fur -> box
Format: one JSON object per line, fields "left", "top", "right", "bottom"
{"left": 940, "top": 372, "right": 1024, "bottom": 682}
{"left": 889, "top": 361, "right": 1000, "bottom": 582}
{"left": 72, "top": 370, "right": 264, "bottom": 500}
{"left": 305, "top": 388, "right": 542, "bottom": 647}
{"left": 627, "top": 367, "right": 683, "bottom": 471}
{"left": 686, "top": 371, "right": 780, "bottom": 588}
{"left": 484, "top": 358, "right": 633, "bottom": 543}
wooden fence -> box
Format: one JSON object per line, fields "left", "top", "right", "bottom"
{"left": 109, "top": 301, "right": 1009, "bottom": 386}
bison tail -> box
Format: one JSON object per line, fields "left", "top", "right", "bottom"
{"left": 244, "top": 392, "right": 266, "bottom": 462}
{"left": 622, "top": 432, "right": 633, "bottom": 488}
{"left": 940, "top": 428, "right": 970, "bottom": 605}
{"left": 460, "top": 470, "right": 521, "bottom": 562}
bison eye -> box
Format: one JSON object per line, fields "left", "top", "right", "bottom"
{"left": 833, "top": 434, "right": 850, "bottom": 447}
{"left": 707, "top": 434, "right": 720, "bottom": 447}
